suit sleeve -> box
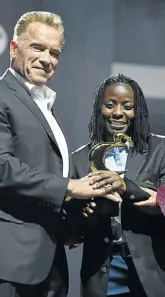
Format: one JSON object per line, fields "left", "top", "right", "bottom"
{"left": 63, "top": 154, "right": 86, "bottom": 213}
{"left": 0, "top": 100, "right": 69, "bottom": 212}
{"left": 123, "top": 145, "right": 165, "bottom": 215}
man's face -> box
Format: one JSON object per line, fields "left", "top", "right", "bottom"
{"left": 101, "top": 83, "right": 135, "bottom": 139}
{"left": 10, "top": 22, "right": 62, "bottom": 85}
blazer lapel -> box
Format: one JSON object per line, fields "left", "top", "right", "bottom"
{"left": 125, "top": 149, "right": 147, "bottom": 180}
{"left": 3, "top": 70, "right": 58, "bottom": 146}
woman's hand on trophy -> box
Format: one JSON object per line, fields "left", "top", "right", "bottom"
{"left": 82, "top": 192, "right": 122, "bottom": 217}
{"left": 88, "top": 170, "right": 126, "bottom": 195}
{"left": 82, "top": 198, "right": 97, "bottom": 217}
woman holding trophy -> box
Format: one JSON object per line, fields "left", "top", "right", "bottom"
{"left": 71, "top": 74, "right": 165, "bottom": 297}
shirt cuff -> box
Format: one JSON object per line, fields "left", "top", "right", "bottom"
{"left": 157, "top": 185, "right": 165, "bottom": 216}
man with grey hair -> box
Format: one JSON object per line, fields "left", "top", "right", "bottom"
{"left": 0, "top": 11, "right": 112, "bottom": 297}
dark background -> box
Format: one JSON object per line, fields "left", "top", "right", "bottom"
{"left": 1, "top": 1, "right": 165, "bottom": 296}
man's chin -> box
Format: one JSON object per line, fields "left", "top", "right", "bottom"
{"left": 30, "top": 76, "right": 48, "bottom": 86}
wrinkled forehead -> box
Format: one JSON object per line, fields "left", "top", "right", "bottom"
{"left": 20, "top": 22, "right": 63, "bottom": 50}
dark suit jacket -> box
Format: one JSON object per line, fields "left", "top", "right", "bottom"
{"left": 72, "top": 135, "right": 165, "bottom": 297}
{"left": 0, "top": 70, "right": 70, "bottom": 286}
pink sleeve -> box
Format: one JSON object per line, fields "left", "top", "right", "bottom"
{"left": 157, "top": 185, "right": 165, "bottom": 216}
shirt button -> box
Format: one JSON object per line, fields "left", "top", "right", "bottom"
{"left": 62, "top": 209, "right": 67, "bottom": 215}
{"left": 104, "top": 237, "right": 109, "bottom": 243}
{"left": 101, "top": 266, "right": 107, "bottom": 273}
{"left": 130, "top": 194, "right": 135, "bottom": 200}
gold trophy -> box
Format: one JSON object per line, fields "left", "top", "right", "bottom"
{"left": 88, "top": 132, "right": 134, "bottom": 217}
{"left": 88, "top": 132, "right": 133, "bottom": 173}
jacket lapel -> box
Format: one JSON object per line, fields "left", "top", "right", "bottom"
{"left": 3, "top": 70, "right": 58, "bottom": 146}
{"left": 125, "top": 149, "right": 147, "bottom": 180}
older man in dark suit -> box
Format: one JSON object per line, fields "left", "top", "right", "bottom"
{"left": 0, "top": 11, "right": 113, "bottom": 297}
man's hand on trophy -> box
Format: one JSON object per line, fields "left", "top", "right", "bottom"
{"left": 88, "top": 170, "right": 126, "bottom": 195}
{"left": 104, "top": 191, "right": 122, "bottom": 202}
{"left": 66, "top": 175, "right": 114, "bottom": 199}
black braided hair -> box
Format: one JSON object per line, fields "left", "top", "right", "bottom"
{"left": 88, "top": 74, "right": 151, "bottom": 154}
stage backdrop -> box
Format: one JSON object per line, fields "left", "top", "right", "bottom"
{"left": 1, "top": 1, "right": 165, "bottom": 296}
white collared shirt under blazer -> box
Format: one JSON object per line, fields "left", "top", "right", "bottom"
{"left": 9, "top": 67, "right": 69, "bottom": 178}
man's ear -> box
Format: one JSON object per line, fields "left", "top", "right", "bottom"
{"left": 10, "top": 40, "right": 18, "bottom": 58}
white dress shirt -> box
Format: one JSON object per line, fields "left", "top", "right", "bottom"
{"left": 9, "top": 67, "right": 69, "bottom": 178}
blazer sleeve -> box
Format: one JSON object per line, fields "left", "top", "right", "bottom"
{"left": 63, "top": 154, "right": 86, "bottom": 213}
{"left": 123, "top": 177, "right": 151, "bottom": 202}
{"left": 0, "top": 99, "right": 69, "bottom": 212}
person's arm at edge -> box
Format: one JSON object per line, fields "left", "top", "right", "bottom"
{"left": 156, "top": 185, "right": 165, "bottom": 216}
